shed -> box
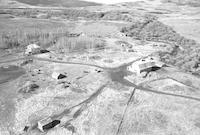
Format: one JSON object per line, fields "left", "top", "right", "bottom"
{"left": 37, "top": 117, "right": 60, "bottom": 132}
{"left": 52, "top": 72, "right": 67, "bottom": 80}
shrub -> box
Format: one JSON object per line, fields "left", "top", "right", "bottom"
{"left": 121, "top": 19, "right": 200, "bottom": 75}
{"left": 1, "top": 33, "right": 20, "bottom": 49}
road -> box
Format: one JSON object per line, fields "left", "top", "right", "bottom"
{"left": 31, "top": 56, "right": 200, "bottom": 102}
{"left": 0, "top": 55, "right": 150, "bottom": 70}
{"left": 1, "top": 55, "right": 200, "bottom": 102}
{"left": 1, "top": 54, "right": 200, "bottom": 135}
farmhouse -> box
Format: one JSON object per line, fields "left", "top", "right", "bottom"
{"left": 25, "top": 44, "right": 49, "bottom": 55}
{"left": 128, "top": 57, "right": 164, "bottom": 75}
{"left": 25, "top": 44, "right": 41, "bottom": 55}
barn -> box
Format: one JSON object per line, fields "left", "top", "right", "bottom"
{"left": 127, "top": 57, "right": 164, "bottom": 75}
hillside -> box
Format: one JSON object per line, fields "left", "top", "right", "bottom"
{"left": 120, "top": 18, "right": 200, "bottom": 75}
{"left": 14, "top": 0, "right": 101, "bottom": 7}
{"left": 162, "top": 0, "right": 200, "bottom": 7}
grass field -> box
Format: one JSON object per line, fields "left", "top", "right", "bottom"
{"left": 0, "top": 18, "right": 68, "bottom": 32}
{"left": 54, "top": 36, "right": 106, "bottom": 54}
{"left": 0, "top": 17, "right": 107, "bottom": 54}
{"left": 74, "top": 22, "right": 125, "bottom": 38}
{"left": 0, "top": 17, "right": 72, "bottom": 49}
{"left": 14, "top": 0, "right": 100, "bottom": 7}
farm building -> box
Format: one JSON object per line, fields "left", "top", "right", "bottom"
{"left": 25, "top": 44, "right": 41, "bottom": 55}
{"left": 37, "top": 117, "right": 60, "bottom": 132}
{"left": 52, "top": 72, "right": 67, "bottom": 80}
{"left": 25, "top": 44, "right": 49, "bottom": 55}
{"left": 127, "top": 57, "right": 164, "bottom": 75}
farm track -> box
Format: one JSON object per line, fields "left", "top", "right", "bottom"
{"left": 0, "top": 55, "right": 200, "bottom": 102}
{"left": 116, "top": 88, "right": 136, "bottom": 135}
{"left": 32, "top": 56, "right": 200, "bottom": 102}
{"left": 137, "top": 86, "right": 200, "bottom": 102}
{"left": 0, "top": 54, "right": 150, "bottom": 69}
{"left": 52, "top": 83, "right": 109, "bottom": 120}
{"left": 1, "top": 54, "right": 200, "bottom": 135}
{"left": 30, "top": 83, "right": 109, "bottom": 132}
{"left": 141, "top": 77, "right": 200, "bottom": 91}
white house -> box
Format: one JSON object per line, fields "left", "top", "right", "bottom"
{"left": 25, "top": 44, "right": 41, "bottom": 55}
{"left": 127, "top": 57, "right": 164, "bottom": 75}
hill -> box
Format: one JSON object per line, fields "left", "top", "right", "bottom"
{"left": 162, "top": 0, "right": 200, "bottom": 7}
{"left": 14, "top": 0, "right": 101, "bottom": 7}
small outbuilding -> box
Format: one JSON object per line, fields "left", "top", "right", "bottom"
{"left": 128, "top": 56, "right": 164, "bottom": 75}
{"left": 95, "top": 68, "right": 103, "bottom": 73}
{"left": 38, "top": 117, "right": 60, "bottom": 132}
{"left": 52, "top": 72, "right": 67, "bottom": 80}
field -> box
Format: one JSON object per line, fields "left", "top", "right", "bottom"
{"left": 0, "top": 0, "right": 100, "bottom": 8}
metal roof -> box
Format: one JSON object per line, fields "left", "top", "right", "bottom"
{"left": 138, "top": 61, "right": 157, "bottom": 70}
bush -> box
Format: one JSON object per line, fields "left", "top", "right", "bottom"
{"left": 1, "top": 33, "right": 20, "bottom": 49}
{"left": 121, "top": 19, "right": 200, "bottom": 75}
{"left": 18, "top": 82, "right": 39, "bottom": 93}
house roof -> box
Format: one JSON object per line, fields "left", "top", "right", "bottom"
{"left": 138, "top": 61, "right": 157, "bottom": 70}
{"left": 52, "top": 72, "right": 67, "bottom": 79}
{"left": 27, "top": 44, "right": 40, "bottom": 49}
{"left": 25, "top": 44, "right": 41, "bottom": 54}
{"left": 129, "top": 56, "right": 164, "bottom": 72}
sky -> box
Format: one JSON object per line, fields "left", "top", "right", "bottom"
{"left": 83, "top": 0, "right": 140, "bottom": 4}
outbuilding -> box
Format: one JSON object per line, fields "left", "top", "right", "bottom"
{"left": 37, "top": 117, "right": 60, "bottom": 132}
{"left": 52, "top": 72, "right": 67, "bottom": 80}
{"left": 128, "top": 57, "right": 164, "bottom": 75}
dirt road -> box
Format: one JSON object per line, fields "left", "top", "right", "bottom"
{"left": 1, "top": 56, "right": 200, "bottom": 102}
